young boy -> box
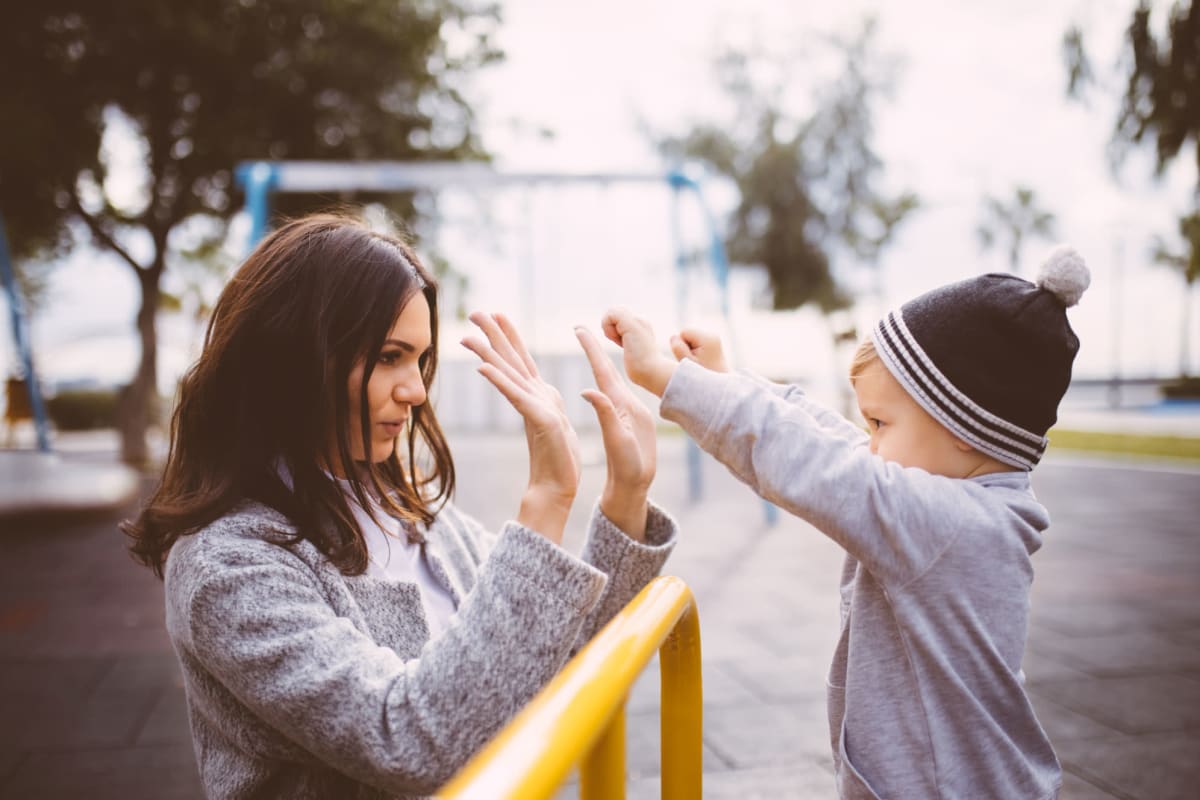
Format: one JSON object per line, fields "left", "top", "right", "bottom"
{"left": 599, "top": 246, "right": 1090, "bottom": 799}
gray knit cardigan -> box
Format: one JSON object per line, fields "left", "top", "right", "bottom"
{"left": 164, "top": 498, "right": 677, "bottom": 799}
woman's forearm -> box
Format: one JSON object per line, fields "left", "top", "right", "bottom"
{"left": 599, "top": 485, "right": 648, "bottom": 542}
{"left": 517, "top": 486, "right": 575, "bottom": 545}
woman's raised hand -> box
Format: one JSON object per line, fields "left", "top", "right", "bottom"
{"left": 461, "top": 311, "right": 579, "bottom": 545}
{"left": 575, "top": 325, "right": 656, "bottom": 542}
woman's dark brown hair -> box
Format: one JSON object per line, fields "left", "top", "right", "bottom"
{"left": 123, "top": 212, "right": 455, "bottom": 577}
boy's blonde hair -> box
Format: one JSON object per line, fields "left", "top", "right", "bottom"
{"left": 849, "top": 338, "right": 880, "bottom": 381}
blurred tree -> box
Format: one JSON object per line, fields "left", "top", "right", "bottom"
{"left": 657, "top": 18, "right": 918, "bottom": 316}
{"left": 0, "top": 0, "right": 501, "bottom": 466}
{"left": 976, "top": 186, "right": 1057, "bottom": 274}
{"left": 1064, "top": 3, "right": 1198, "bottom": 378}
{"left": 1150, "top": 210, "right": 1200, "bottom": 377}
{"left": 1064, "top": 1, "right": 1200, "bottom": 188}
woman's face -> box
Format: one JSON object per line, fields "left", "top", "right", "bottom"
{"left": 340, "top": 292, "right": 432, "bottom": 469}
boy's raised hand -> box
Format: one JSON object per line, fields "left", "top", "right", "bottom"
{"left": 669, "top": 327, "right": 729, "bottom": 373}
{"left": 600, "top": 308, "right": 678, "bottom": 397}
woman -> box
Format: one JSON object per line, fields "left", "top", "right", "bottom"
{"left": 123, "top": 213, "right": 675, "bottom": 798}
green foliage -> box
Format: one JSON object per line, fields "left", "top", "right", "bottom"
{"left": 657, "top": 18, "right": 917, "bottom": 313}
{"left": 1064, "top": 2, "right": 1200, "bottom": 187}
{"left": 1162, "top": 376, "right": 1200, "bottom": 398}
{"left": 0, "top": 0, "right": 502, "bottom": 262}
{"left": 1152, "top": 211, "right": 1200, "bottom": 288}
{"left": 1151, "top": 210, "right": 1200, "bottom": 377}
{"left": 45, "top": 388, "right": 119, "bottom": 431}
{"left": 976, "top": 186, "right": 1057, "bottom": 274}
{"left": 0, "top": 0, "right": 502, "bottom": 462}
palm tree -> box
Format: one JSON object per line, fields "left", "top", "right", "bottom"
{"left": 1151, "top": 211, "right": 1200, "bottom": 379}
{"left": 976, "top": 186, "right": 1058, "bottom": 274}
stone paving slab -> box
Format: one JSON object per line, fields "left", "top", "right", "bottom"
{"left": 1, "top": 433, "right": 1198, "bottom": 798}
{"left": 0, "top": 450, "right": 139, "bottom": 522}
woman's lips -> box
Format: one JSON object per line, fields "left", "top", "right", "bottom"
{"left": 379, "top": 421, "right": 406, "bottom": 436}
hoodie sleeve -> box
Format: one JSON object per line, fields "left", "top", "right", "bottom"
{"left": 736, "top": 369, "right": 871, "bottom": 445}
{"left": 660, "top": 359, "right": 1005, "bottom": 586}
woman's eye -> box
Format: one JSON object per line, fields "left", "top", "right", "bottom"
{"left": 378, "top": 352, "right": 403, "bottom": 366}
{"left": 870, "top": 418, "right": 884, "bottom": 429}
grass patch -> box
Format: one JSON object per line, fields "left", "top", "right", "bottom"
{"left": 1047, "top": 428, "right": 1200, "bottom": 462}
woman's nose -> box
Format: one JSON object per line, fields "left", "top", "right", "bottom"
{"left": 393, "top": 370, "right": 426, "bottom": 406}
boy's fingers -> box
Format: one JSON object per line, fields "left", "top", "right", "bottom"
{"left": 678, "top": 328, "right": 708, "bottom": 349}
{"left": 669, "top": 334, "right": 692, "bottom": 361}
{"left": 600, "top": 310, "right": 624, "bottom": 347}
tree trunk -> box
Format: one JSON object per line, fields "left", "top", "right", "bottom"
{"left": 119, "top": 261, "right": 162, "bottom": 468}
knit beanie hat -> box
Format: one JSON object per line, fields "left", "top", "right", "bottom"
{"left": 869, "top": 246, "right": 1090, "bottom": 471}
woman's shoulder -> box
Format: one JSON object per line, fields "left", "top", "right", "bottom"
{"left": 166, "top": 500, "right": 309, "bottom": 578}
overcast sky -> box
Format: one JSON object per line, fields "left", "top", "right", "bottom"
{"left": 5, "top": 0, "right": 1197, "bottom": 394}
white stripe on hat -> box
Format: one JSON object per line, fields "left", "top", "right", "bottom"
{"left": 871, "top": 311, "right": 1048, "bottom": 470}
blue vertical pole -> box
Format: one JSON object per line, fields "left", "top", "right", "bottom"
{"left": 0, "top": 215, "right": 52, "bottom": 452}
{"left": 669, "top": 169, "right": 778, "bottom": 526}
{"left": 235, "top": 161, "right": 278, "bottom": 251}
{"left": 668, "top": 170, "right": 703, "bottom": 503}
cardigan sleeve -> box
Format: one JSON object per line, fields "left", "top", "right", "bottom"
{"left": 425, "top": 498, "right": 677, "bottom": 653}
{"left": 571, "top": 500, "right": 677, "bottom": 647}
{"left": 172, "top": 521, "right": 607, "bottom": 795}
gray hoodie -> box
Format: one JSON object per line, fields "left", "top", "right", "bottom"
{"left": 661, "top": 359, "right": 1060, "bottom": 800}
{"left": 165, "top": 499, "right": 676, "bottom": 799}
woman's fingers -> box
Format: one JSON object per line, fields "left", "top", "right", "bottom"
{"left": 474, "top": 363, "right": 529, "bottom": 413}
{"left": 581, "top": 388, "right": 619, "bottom": 429}
{"left": 574, "top": 326, "right": 626, "bottom": 397}
{"left": 460, "top": 335, "right": 527, "bottom": 388}
{"left": 493, "top": 312, "right": 541, "bottom": 378}
{"left": 468, "top": 311, "right": 529, "bottom": 378}
{"left": 581, "top": 389, "right": 631, "bottom": 457}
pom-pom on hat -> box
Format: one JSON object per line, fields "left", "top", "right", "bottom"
{"left": 870, "top": 245, "right": 1091, "bottom": 471}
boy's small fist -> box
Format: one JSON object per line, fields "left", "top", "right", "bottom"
{"left": 599, "top": 307, "right": 676, "bottom": 397}
{"left": 669, "top": 327, "right": 728, "bottom": 372}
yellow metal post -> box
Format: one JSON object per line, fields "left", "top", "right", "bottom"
{"left": 437, "top": 577, "right": 701, "bottom": 800}
{"left": 580, "top": 704, "right": 626, "bottom": 800}
{"left": 661, "top": 603, "right": 702, "bottom": 800}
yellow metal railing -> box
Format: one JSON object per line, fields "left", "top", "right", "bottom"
{"left": 437, "top": 575, "right": 702, "bottom": 800}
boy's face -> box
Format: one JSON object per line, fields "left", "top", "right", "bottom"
{"left": 852, "top": 360, "right": 978, "bottom": 478}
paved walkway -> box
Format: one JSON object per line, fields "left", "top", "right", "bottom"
{"left": 1, "top": 432, "right": 1198, "bottom": 798}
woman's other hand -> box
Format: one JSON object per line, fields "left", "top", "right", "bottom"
{"left": 575, "top": 325, "right": 655, "bottom": 542}
{"left": 670, "top": 327, "right": 729, "bottom": 373}
{"left": 462, "top": 311, "right": 578, "bottom": 544}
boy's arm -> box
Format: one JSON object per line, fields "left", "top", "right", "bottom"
{"left": 736, "top": 371, "right": 869, "bottom": 445}
{"left": 661, "top": 359, "right": 981, "bottom": 585}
